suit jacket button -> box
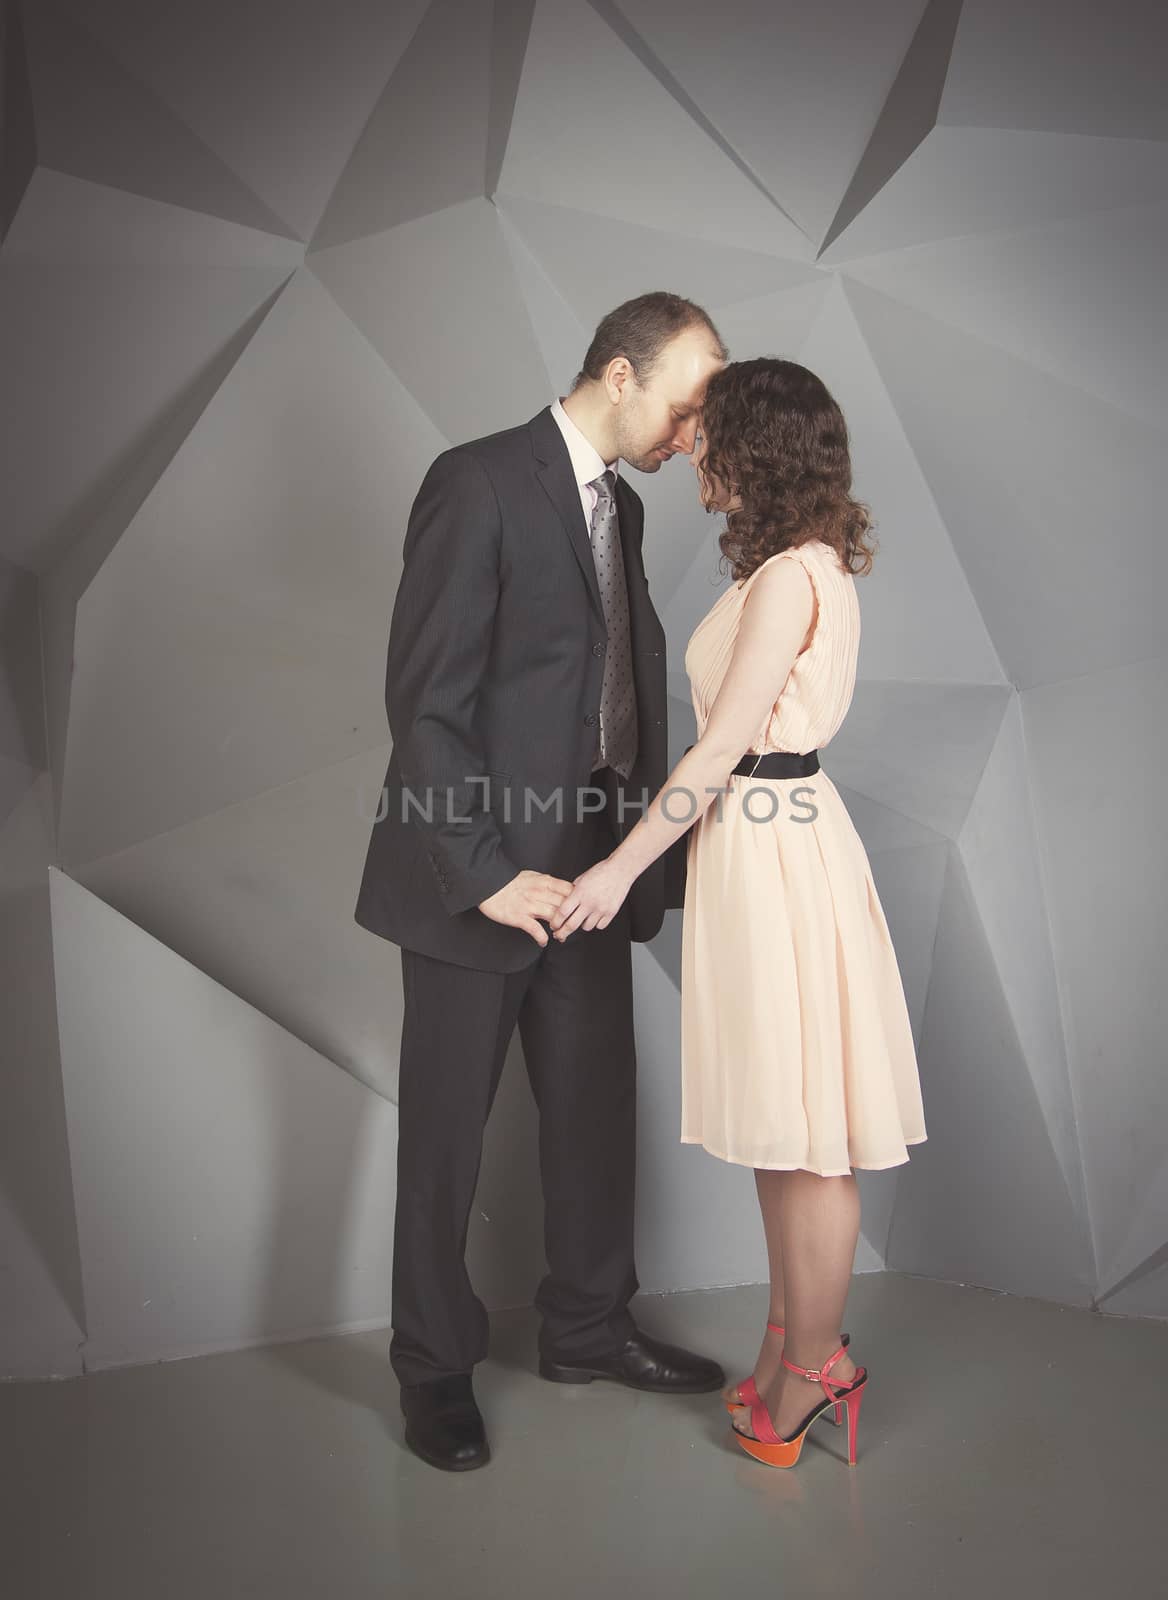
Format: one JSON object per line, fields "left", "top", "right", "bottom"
{"left": 584, "top": 712, "right": 597, "bottom": 727}
{"left": 592, "top": 641, "right": 604, "bottom": 657}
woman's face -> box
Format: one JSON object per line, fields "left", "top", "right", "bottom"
{"left": 691, "top": 424, "right": 742, "bottom": 514}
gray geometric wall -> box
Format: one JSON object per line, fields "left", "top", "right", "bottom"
{"left": 2, "top": 0, "right": 1164, "bottom": 1379}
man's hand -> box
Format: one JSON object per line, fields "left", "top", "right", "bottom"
{"left": 479, "top": 870, "right": 576, "bottom": 947}
{"left": 549, "top": 854, "right": 635, "bottom": 942}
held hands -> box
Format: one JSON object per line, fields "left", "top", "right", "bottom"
{"left": 548, "top": 854, "right": 634, "bottom": 941}
{"left": 477, "top": 856, "right": 635, "bottom": 946}
{"left": 478, "top": 870, "right": 575, "bottom": 948}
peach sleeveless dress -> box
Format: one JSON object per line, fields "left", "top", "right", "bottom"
{"left": 679, "top": 538, "right": 927, "bottom": 1175}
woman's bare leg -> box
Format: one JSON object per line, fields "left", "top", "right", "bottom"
{"left": 721, "top": 1168, "right": 791, "bottom": 1404}
{"left": 733, "top": 1168, "right": 861, "bottom": 1440}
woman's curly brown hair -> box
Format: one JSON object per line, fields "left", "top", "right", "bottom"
{"left": 699, "top": 358, "right": 877, "bottom": 581}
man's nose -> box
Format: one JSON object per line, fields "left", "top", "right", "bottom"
{"left": 674, "top": 416, "right": 699, "bottom": 454}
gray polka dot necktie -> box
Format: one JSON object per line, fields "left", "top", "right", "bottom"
{"left": 588, "top": 469, "right": 638, "bottom": 779}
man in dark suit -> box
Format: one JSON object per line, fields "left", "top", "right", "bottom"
{"left": 355, "top": 292, "right": 728, "bottom": 1471}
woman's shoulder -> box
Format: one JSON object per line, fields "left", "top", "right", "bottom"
{"left": 738, "top": 550, "right": 817, "bottom": 625}
{"left": 737, "top": 540, "right": 824, "bottom": 588}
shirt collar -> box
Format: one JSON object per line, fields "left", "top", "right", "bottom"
{"left": 551, "top": 396, "right": 621, "bottom": 489}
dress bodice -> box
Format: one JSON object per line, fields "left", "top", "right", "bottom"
{"left": 683, "top": 538, "right": 860, "bottom": 755}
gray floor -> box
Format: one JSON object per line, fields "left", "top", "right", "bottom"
{"left": 3, "top": 1271, "right": 1164, "bottom": 1599}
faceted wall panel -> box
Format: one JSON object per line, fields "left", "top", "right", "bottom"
{"left": 2, "top": 0, "right": 1164, "bottom": 1377}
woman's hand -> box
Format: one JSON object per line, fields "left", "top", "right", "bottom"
{"left": 549, "top": 853, "right": 635, "bottom": 940}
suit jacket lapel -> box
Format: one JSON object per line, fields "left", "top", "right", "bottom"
{"left": 529, "top": 405, "right": 652, "bottom": 645}
{"left": 530, "top": 405, "right": 605, "bottom": 620}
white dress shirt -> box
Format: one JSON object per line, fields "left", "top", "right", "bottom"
{"left": 550, "top": 395, "right": 621, "bottom": 537}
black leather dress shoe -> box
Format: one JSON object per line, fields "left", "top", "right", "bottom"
{"left": 539, "top": 1329, "right": 725, "bottom": 1394}
{"left": 399, "top": 1374, "right": 490, "bottom": 1472}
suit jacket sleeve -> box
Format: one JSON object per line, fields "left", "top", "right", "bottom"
{"left": 385, "top": 447, "right": 520, "bottom": 917}
{"left": 661, "top": 743, "right": 693, "bottom": 910}
{"left": 662, "top": 827, "right": 689, "bottom": 911}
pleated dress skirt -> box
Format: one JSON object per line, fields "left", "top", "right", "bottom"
{"left": 679, "top": 765, "right": 928, "bottom": 1176}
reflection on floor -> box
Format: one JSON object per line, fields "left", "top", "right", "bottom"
{"left": 3, "top": 1271, "right": 1164, "bottom": 1599}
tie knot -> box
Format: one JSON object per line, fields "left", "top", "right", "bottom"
{"left": 591, "top": 468, "right": 616, "bottom": 498}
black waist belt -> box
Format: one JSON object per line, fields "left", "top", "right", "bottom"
{"left": 731, "top": 749, "right": 819, "bottom": 778}
{"left": 683, "top": 744, "right": 820, "bottom": 778}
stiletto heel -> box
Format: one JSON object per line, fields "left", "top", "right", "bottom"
{"left": 723, "top": 1324, "right": 851, "bottom": 1425}
{"left": 843, "top": 1373, "right": 865, "bottom": 1467}
{"left": 730, "top": 1342, "right": 868, "bottom": 1469}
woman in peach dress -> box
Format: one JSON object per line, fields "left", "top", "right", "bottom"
{"left": 549, "top": 358, "right": 926, "bottom": 1470}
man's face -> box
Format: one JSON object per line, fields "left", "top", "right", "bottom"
{"left": 613, "top": 326, "right": 726, "bottom": 474}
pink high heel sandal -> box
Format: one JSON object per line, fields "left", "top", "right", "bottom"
{"left": 724, "top": 1322, "right": 851, "bottom": 1426}
{"left": 732, "top": 1342, "right": 868, "bottom": 1469}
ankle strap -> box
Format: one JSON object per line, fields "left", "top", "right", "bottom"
{"left": 781, "top": 1343, "right": 849, "bottom": 1401}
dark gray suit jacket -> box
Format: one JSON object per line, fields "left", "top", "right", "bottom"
{"left": 353, "top": 403, "right": 689, "bottom": 972}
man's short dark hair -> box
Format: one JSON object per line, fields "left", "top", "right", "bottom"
{"left": 571, "top": 291, "right": 728, "bottom": 391}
